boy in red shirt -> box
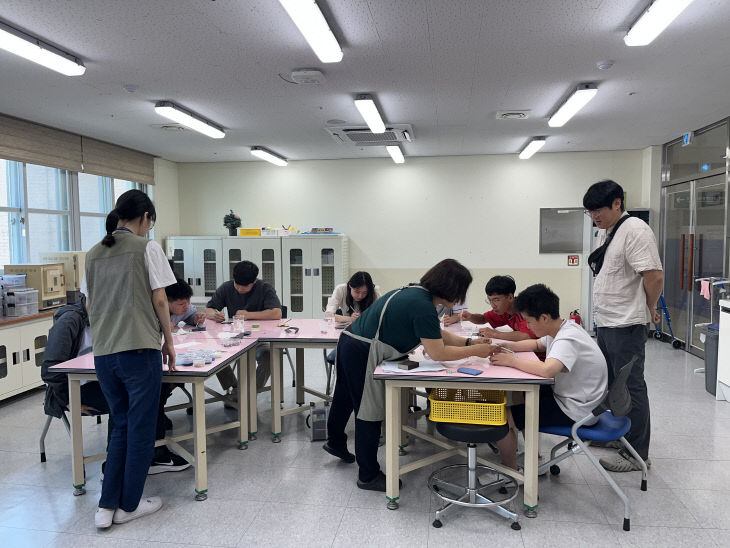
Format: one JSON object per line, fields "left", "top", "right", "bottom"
{"left": 461, "top": 275, "right": 537, "bottom": 341}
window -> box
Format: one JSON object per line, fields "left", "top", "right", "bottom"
{"left": 1, "top": 159, "right": 147, "bottom": 266}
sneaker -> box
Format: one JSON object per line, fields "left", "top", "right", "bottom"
{"left": 599, "top": 449, "right": 651, "bottom": 473}
{"left": 592, "top": 440, "right": 623, "bottom": 450}
{"left": 95, "top": 507, "right": 114, "bottom": 529}
{"left": 356, "top": 471, "right": 402, "bottom": 492}
{"left": 112, "top": 496, "right": 162, "bottom": 524}
{"left": 149, "top": 453, "right": 191, "bottom": 475}
{"left": 322, "top": 443, "right": 356, "bottom": 464}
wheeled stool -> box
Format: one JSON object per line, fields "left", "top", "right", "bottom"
{"left": 428, "top": 421, "right": 520, "bottom": 530}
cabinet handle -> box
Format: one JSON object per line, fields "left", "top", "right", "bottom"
{"left": 313, "top": 268, "right": 320, "bottom": 276}
{"left": 679, "top": 234, "right": 685, "bottom": 290}
{"left": 12, "top": 351, "right": 20, "bottom": 365}
{"left": 687, "top": 233, "right": 694, "bottom": 293}
{"left": 188, "top": 278, "right": 193, "bottom": 286}
{"left": 23, "top": 349, "right": 30, "bottom": 362}
{"left": 305, "top": 269, "right": 311, "bottom": 276}
{"left": 196, "top": 278, "right": 201, "bottom": 286}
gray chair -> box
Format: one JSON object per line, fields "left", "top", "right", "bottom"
{"left": 40, "top": 410, "right": 101, "bottom": 463}
{"left": 429, "top": 420, "right": 520, "bottom": 530}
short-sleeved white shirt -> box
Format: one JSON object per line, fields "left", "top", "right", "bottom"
{"left": 81, "top": 239, "right": 176, "bottom": 295}
{"left": 593, "top": 214, "right": 663, "bottom": 327}
{"left": 541, "top": 320, "right": 608, "bottom": 422}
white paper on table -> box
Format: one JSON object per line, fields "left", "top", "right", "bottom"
{"left": 459, "top": 321, "right": 479, "bottom": 332}
{"left": 218, "top": 332, "right": 241, "bottom": 339}
{"left": 174, "top": 341, "right": 201, "bottom": 349}
{"left": 440, "top": 358, "right": 468, "bottom": 366}
{"left": 494, "top": 325, "right": 513, "bottom": 333}
{"left": 381, "top": 360, "right": 446, "bottom": 374}
{"left": 468, "top": 356, "right": 491, "bottom": 367}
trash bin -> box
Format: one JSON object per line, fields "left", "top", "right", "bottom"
{"left": 705, "top": 323, "right": 719, "bottom": 396}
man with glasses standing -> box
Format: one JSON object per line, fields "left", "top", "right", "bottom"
{"left": 583, "top": 180, "right": 663, "bottom": 472}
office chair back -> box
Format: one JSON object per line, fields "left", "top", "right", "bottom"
{"left": 281, "top": 305, "right": 288, "bottom": 319}
{"left": 592, "top": 355, "right": 638, "bottom": 418}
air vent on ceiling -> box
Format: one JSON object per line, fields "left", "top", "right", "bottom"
{"left": 325, "top": 124, "right": 414, "bottom": 146}
{"left": 496, "top": 110, "right": 530, "bottom": 120}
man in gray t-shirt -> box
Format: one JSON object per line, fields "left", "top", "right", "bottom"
{"left": 206, "top": 260, "right": 282, "bottom": 391}
{"left": 491, "top": 284, "right": 607, "bottom": 471}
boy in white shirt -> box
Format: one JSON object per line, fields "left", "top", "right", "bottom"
{"left": 491, "top": 284, "right": 608, "bottom": 470}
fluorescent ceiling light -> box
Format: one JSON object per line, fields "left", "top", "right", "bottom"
{"left": 0, "top": 21, "right": 85, "bottom": 76}
{"left": 624, "top": 0, "right": 695, "bottom": 46}
{"left": 518, "top": 138, "right": 546, "bottom": 160}
{"left": 548, "top": 84, "right": 598, "bottom": 128}
{"left": 386, "top": 145, "right": 405, "bottom": 164}
{"left": 354, "top": 94, "right": 386, "bottom": 134}
{"left": 278, "top": 0, "right": 343, "bottom": 63}
{"left": 251, "top": 146, "right": 288, "bottom": 167}
{"left": 154, "top": 101, "right": 225, "bottom": 139}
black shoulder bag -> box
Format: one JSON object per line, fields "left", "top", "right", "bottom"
{"left": 588, "top": 215, "right": 630, "bottom": 276}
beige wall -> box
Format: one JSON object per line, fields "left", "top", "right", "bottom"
{"left": 170, "top": 149, "right": 646, "bottom": 316}
{"left": 152, "top": 158, "right": 180, "bottom": 245}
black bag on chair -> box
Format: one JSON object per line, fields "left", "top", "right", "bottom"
{"left": 588, "top": 215, "right": 630, "bottom": 276}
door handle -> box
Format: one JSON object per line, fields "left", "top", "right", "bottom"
{"left": 679, "top": 234, "right": 685, "bottom": 291}
{"left": 187, "top": 278, "right": 193, "bottom": 286}
{"left": 23, "top": 349, "right": 30, "bottom": 362}
{"left": 687, "top": 233, "right": 694, "bottom": 292}
{"left": 313, "top": 268, "right": 320, "bottom": 276}
{"left": 12, "top": 351, "right": 20, "bottom": 365}
{"left": 196, "top": 278, "right": 201, "bottom": 286}
{"left": 305, "top": 269, "right": 311, "bottom": 276}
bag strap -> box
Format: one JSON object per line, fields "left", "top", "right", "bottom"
{"left": 604, "top": 214, "right": 630, "bottom": 248}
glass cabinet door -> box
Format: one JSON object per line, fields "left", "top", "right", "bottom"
{"left": 228, "top": 248, "right": 241, "bottom": 280}
{"left": 289, "top": 248, "right": 304, "bottom": 313}
{"left": 170, "top": 248, "right": 185, "bottom": 280}
{"left": 261, "top": 248, "right": 276, "bottom": 288}
{"left": 202, "top": 248, "right": 218, "bottom": 297}
{"left": 320, "top": 248, "right": 335, "bottom": 313}
{"left": 662, "top": 182, "right": 692, "bottom": 345}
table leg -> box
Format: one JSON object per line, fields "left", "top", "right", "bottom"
{"left": 271, "top": 344, "right": 282, "bottom": 442}
{"left": 237, "top": 358, "right": 248, "bottom": 450}
{"left": 192, "top": 381, "right": 208, "bottom": 501}
{"left": 399, "top": 387, "right": 410, "bottom": 455}
{"left": 523, "top": 386, "right": 539, "bottom": 516}
{"left": 69, "top": 377, "right": 86, "bottom": 496}
{"left": 295, "top": 348, "right": 305, "bottom": 405}
{"left": 385, "top": 382, "right": 401, "bottom": 510}
{"left": 248, "top": 348, "right": 257, "bottom": 440}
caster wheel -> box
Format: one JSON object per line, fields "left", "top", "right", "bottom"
{"left": 653, "top": 331, "right": 663, "bottom": 340}
{"left": 511, "top": 522, "right": 521, "bottom": 530}
{"left": 432, "top": 519, "right": 442, "bottom": 528}
{"left": 672, "top": 340, "right": 682, "bottom": 349}
{"left": 433, "top": 485, "right": 440, "bottom": 493}
{"left": 550, "top": 465, "right": 560, "bottom": 476}
{"left": 272, "top": 435, "right": 282, "bottom": 443}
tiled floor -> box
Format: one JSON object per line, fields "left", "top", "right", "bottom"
{"left": 1, "top": 340, "right": 728, "bottom": 547}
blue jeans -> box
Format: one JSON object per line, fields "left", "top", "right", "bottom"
{"left": 95, "top": 349, "right": 162, "bottom": 512}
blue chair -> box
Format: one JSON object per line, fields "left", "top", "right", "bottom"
{"left": 539, "top": 356, "right": 647, "bottom": 531}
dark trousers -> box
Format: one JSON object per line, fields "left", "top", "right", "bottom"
{"left": 596, "top": 324, "right": 650, "bottom": 459}
{"left": 326, "top": 335, "right": 382, "bottom": 482}
{"left": 95, "top": 349, "right": 162, "bottom": 512}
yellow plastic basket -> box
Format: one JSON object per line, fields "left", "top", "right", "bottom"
{"left": 428, "top": 388, "right": 506, "bottom": 426}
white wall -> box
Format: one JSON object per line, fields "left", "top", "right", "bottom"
{"left": 152, "top": 158, "right": 180, "bottom": 245}
{"left": 173, "top": 150, "right": 645, "bottom": 315}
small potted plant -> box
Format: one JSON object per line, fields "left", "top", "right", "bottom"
{"left": 223, "top": 209, "right": 241, "bottom": 236}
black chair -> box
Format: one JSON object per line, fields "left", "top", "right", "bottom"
{"left": 428, "top": 411, "right": 520, "bottom": 529}
{"left": 539, "top": 356, "right": 647, "bottom": 531}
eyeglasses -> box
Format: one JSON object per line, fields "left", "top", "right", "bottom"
{"left": 584, "top": 209, "right": 604, "bottom": 218}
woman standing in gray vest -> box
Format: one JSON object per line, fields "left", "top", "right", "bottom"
{"left": 85, "top": 190, "right": 177, "bottom": 529}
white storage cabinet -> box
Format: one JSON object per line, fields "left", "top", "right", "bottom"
{"left": 166, "top": 237, "right": 224, "bottom": 299}
{"left": 282, "top": 235, "right": 349, "bottom": 318}
{"left": 0, "top": 315, "right": 52, "bottom": 400}
{"left": 221, "top": 236, "right": 283, "bottom": 298}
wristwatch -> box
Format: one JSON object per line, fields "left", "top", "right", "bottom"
{"left": 465, "top": 338, "right": 471, "bottom": 346}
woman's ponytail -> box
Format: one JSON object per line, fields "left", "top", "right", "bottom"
{"left": 101, "top": 209, "right": 120, "bottom": 247}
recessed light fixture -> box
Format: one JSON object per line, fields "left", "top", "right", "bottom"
{"left": 548, "top": 84, "right": 598, "bottom": 128}
{"left": 0, "top": 21, "right": 85, "bottom": 76}
{"left": 278, "top": 0, "right": 343, "bottom": 63}
{"left": 386, "top": 145, "right": 405, "bottom": 164}
{"left": 154, "top": 101, "right": 225, "bottom": 139}
{"left": 354, "top": 94, "right": 386, "bottom": 134}
{"left": 624, "top": 0, "right": 695, "bottom": 46}
{"left": 251, "top": 146, "right": 288, "bottom": 167}
{"left": 518, "top": 138, "right": 546, "bottom": 160}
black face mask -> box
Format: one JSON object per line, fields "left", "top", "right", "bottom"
{"left": 588, "top": 214, "right": 630, "bottom": 276}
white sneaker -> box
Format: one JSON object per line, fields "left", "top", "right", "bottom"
{"left": 112, "top": 496, "right": 162, "bottom": 524}
{"left": 95, "top": 507, "right": 114, "bottom": 529}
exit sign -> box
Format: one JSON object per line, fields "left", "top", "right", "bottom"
{"left": 568, "top": 255, "right": 579, "bottom": 266}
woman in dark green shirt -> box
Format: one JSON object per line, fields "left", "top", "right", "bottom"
{"left": 323, "top": 259, "right": 496, "bottom": 491}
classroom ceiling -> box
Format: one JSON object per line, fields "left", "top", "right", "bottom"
{"left": 0, "top": 0, "right": 728, "bottom": 163}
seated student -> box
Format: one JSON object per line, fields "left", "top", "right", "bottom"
{"left": 491, "top": 284, "right": 608, "bottom": 470}
{"left": 461, "top": 275, "right": 537, "bottom": 341}
{"left": 41, "top": 297, "right": 191, "bottom": 474}
{"left": 205, "top": 260, "right": 282, "bottom": 391}
{"left": 326, "top": 271, "right": 381, "bottom": 325}
{"left": 436, "top": 301, "right": 467, "bottom": 326}
{"left": 166, "top": 278, "right": 207, "bottom": 327}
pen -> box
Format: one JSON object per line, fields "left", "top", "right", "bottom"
{"left": 496, "top": 345, "right": 515, "bottom": 354}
